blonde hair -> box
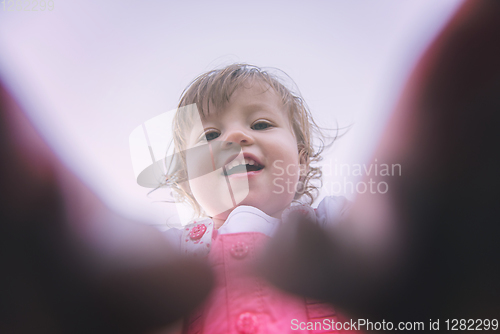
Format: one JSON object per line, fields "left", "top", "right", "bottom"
{"left": 167, "top": 64, "right": 336, "bottom": 218}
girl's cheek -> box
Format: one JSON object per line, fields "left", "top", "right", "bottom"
{"left": 270, "top": 165, "right": 301, "bottom": 198}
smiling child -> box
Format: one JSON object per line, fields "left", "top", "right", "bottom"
{"left": 164, "top": 64, "right": 350, "bottom": 333}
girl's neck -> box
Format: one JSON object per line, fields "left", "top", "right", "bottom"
{"left": 212, "top": 216, "right": 226, "bottom": 230}
{"left": 211, "top": 206, "right": 287, "bottom": 230}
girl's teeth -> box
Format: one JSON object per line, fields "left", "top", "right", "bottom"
{"left": 226, "top": 158, "right": 258, "bottom": 169}
{"left": 227, "top": 159, "right": 244, "bottom": 170}
{"left": 224, "top": 158, "right": 260, "bottom": 173}
{"left": 245, "top": 158, "right": 255, "bottom": 166}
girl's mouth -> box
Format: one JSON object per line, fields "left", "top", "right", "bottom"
{"left": 222, "top": 157, "right": 264, "bottom": 176}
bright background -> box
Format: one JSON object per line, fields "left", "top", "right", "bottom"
{"left": 0, "top": 0, "right": 463, "bottom": 227}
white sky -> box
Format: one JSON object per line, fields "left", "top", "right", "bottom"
{"left": 0, "top": 0, "right": 463, "bottom": 227}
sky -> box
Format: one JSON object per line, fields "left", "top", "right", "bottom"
{"left": 0, "top": 0, "right": 464, "bottom": 227}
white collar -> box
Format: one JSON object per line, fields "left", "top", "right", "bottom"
{"left": 217, "top": 205, "right": 282, "bottom": 237}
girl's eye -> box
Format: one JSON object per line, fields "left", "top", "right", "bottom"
{"left": 252, "top": 121, "right": 273, "bottom": 130}
{"left": 203, "top": 130, "right": 220, "bottom": 141}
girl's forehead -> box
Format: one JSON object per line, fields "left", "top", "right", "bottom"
{"left": 203, "top": 83, "right": 286, "bottom": 119}
{"left": 229, "top": 81, "right": 281, "bottom": 103}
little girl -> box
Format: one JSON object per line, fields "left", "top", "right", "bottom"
{"left": 163, "top": 64, "right": 350, "bottom": 334}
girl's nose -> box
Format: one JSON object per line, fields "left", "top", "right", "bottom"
{"left": 222, "top": 129, "right": 254, "bottom": 147}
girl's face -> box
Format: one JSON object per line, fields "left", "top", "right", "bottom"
{"left": 184, "top": 82, "right": 303, "bottom": 223}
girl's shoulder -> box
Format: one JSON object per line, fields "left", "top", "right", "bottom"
{"left": 315, "top": 195, "right": 351, "bottom": 227}
{"left": 163, "top": 218, "right": 214, "bottom": 257}
{"left": 282, "top": 196, "right": 350, "bottom": 228}
{"left": 180, "top": 218, "right": 214, "bottom": 257}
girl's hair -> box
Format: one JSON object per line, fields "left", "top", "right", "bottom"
{"left": 167, "top": 63, "right": 337, "bottom": 218}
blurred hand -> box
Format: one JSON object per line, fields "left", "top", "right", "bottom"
{"left": 259, "top": 0, "right": 500, "bottom": 324}
{"left": 0, "top": 83, "right": 213, "bottom": 333}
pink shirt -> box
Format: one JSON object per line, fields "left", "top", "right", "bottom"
{"left": 164, "top": 197, "right": 350, "bottom": 334}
